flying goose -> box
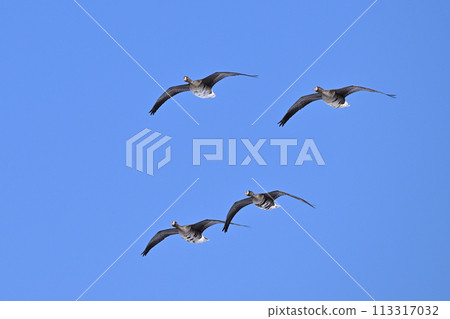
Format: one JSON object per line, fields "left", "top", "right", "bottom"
{"left": 141, "top": 219, "right": 248, "bottom": 256}
{"left": 278, "top": 85, "right": 396, "bottom": 126}
{"left": 222, "top": 190, "right": 314, "bottom": 232}
{"left": 149, "top": 72, "right": 257, "bottom": 115}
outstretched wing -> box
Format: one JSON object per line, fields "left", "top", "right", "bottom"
{"left": 149, "top": 84, "right": 190, "bottom": 115}
{"left": 267, "top": 190, "right": 315, "bottom": 208}
{"left": 190, "top": 219, "right": 248, "bottom": 233}
{"left": 222, "top": 198, "right": 253, "bottom": 233}
{"left": 278, "top": 93, "right": 322, "bottom": 127}
{"left": 333, "top": 85, "right": 396, "bottom": 98}
{"left": 201, "top": 72, "right": 257, "bottom": 88}
{"left": 141, "top": 228, "right": 179, "bottom": 256}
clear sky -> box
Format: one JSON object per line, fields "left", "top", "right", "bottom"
{"left": 1, "top": 1, "right": 449, "bottom": 301}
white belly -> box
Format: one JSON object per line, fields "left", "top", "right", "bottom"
{"left": 326, "top": 100, "right": 350, "bottom": 108}
{"left": 181, "top": 234, "right": 209, "bottom": 244}
{"left": 257, "top": 203, "right": 280, "bottom": 210}
{"left": 191, "top": 88, "right": 216, "bottom": 99}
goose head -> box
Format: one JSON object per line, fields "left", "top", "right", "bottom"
{"left": 183, "top": 76, "right": 192, "bottom": 84}
{"left": 171, "top": 221, "right": 179, "bottom": 227}
{"left": 245, "top": 190, "right": 255, "bottom": 197}
{"left": 313, "top": 86, "right": 323, "bottom": 93}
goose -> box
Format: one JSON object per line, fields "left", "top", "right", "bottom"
{"left": 222, "top": 190, "right": 314, "bottom": 232}
{"left": 149, "top": 72, "right": 257, "bottom": 115}
{"left": 141, "top": 219, "right": 248, "bottom": 256}
{"left": 278, "top": 85, "right": 396, "bottom": 126}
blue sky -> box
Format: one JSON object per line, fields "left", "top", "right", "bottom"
{"left": 1, "top": 0, "right": 449, "bottom": 301}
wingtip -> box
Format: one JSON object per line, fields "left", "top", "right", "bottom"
{"left": 306, "top": 201, "right": 316, "bottom": 209}
{"left": 302, "top": 199, "right": 315, "bottom": 209}
{"left": 278, "top": 120, "right": 286, "bottom": 127}
{"left": 230, "top": 222, "right": 250, "bottom": 228}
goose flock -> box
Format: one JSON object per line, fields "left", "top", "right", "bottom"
{"left": 142, "top": 190, "right": 313, "bottom": 255}
{"left": 149, "top": 71, "right": 395, "bottom": 126}
{"left": 141, "top": 71, "right": 395, "bottom": 255}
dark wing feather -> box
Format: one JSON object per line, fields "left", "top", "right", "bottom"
{"left": 333, "top": 85, "right": 396, "bottom": 98}
{"left": 141, "top": 228, "right": 178, "bottom": 256}
{"left": 190, "top": 219, "right": 248, "bottom": 233}
{"left": 222, "top": 198, "right": 253, "bottom": 233}
{"left": 201, "top": 72, "right": 257, "bottom": 88}
{"left": 149, "top": 84, "right": 190, "bottom": 115}
{"left": 267, "top": 191, "right": 315, "bottom": 208}
{"left": 278, "top": 93, "right": 322, "bottom": 126}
